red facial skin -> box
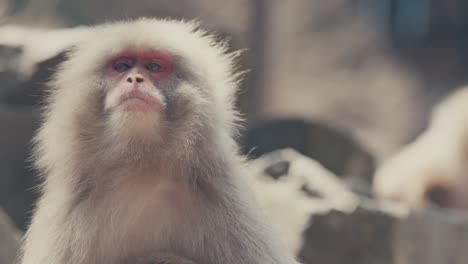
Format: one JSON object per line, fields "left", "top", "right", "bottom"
{"left": 105, "top": 50, "right": 174, "bottom": 112}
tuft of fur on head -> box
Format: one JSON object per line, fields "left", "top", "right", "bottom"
{"left": 33, "top": 18, "right": 244, "bottom": 184}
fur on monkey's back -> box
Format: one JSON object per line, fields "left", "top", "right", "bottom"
{"left": 20, "top": 18, "right": 298, "bottom": 264}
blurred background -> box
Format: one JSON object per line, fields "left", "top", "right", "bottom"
{"left": 1, "top": 0, "right": 468, "bottom": 263}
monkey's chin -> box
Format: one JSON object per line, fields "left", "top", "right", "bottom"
{"left": 110, "top": 108, "right": 163, "bottom": 142}
{"left": 120, "top": 98, "right": 160, "bottom": 113}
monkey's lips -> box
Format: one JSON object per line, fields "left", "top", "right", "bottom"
{"left": 119, "top": 90, "right": 160, "bottom": 112}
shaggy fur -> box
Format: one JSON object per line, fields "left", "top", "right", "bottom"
{"left": 18, "top": 18, "right": 299, "bottom": 264}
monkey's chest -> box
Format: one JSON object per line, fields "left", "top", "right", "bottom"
{"left": 86, "top": 178, "right": 200, "bottom": 262}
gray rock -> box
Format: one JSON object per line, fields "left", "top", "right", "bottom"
{"left": 244, "top": 119, "right": 376, "bottom": 184}
{"left": 249, "top": 149, "right": 468, "bottom": 264}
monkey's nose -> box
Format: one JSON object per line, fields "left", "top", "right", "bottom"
{"left": 126, "top": 74, "right": 145, "bottom": 84}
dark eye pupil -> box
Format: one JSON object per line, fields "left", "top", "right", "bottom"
{"left": 146, "top": 63, "right": 162, "bottom": 72}
{"left": 114, "top": 63, "right": 130, "bottom": 72}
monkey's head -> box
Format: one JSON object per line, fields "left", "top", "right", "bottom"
{"left": 36, "top": 19, "right": 241, "bottom": 170}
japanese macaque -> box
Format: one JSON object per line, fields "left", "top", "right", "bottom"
{"left": 374, "top": 87, "right": 468, "bottom": 210}
{"left": 18, "top": 18, "right": 299, "bottom": 264}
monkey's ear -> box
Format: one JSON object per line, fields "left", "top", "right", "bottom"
{"left": 4, "top": 46, "right": 75, "bottom": 107}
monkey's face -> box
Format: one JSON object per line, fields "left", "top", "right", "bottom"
{"left": 104, "top": 50, "right": 173, "bottom": 113}
{"left": 93, "top": 47, "right": 217, "bottom": 157}
{"left": 101, "top": 50, "right": 175, "bottom": 139}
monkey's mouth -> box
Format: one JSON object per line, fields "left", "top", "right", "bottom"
{"left": 119, "top": 90, "right": 160, "bottom": 112}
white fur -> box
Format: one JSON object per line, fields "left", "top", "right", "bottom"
{"left": 19, "top": 18, "right": 299, "bottom": 264}
{"left": 374, "top": 87, "right": 468, "bottom": 209}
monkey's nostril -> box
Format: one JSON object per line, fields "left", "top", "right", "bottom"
{"left": 425, "top": 184, "right": 451, "bottom": 208}
{"left": 127, "top": 77, "right": 133, "bottom": 83}
{"left": 136, "top": 77, "right": 144, "bottom": 83}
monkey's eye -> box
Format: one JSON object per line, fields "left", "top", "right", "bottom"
{"left": 114, "top": 62, "right": 132, "bottom": 72}
{"left": 146, "top": 63, "right": 163, "bottom": 72}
